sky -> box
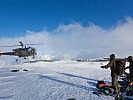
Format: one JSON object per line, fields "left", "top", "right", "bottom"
{"left": 0, "top": 0, "right": 133, "bottom": 59}
{"left": 0, "top": 0, "right": 133, "bottom": 37}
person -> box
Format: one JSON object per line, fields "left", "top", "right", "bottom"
{"left": 127, "top": 56, "right": 133, "bottom": 82}
{"left": 101, "top": 54, "right": 121, "bottom": 95}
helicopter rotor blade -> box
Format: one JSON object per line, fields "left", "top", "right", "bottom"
{"left": 25, "top": 43, "right": 44, "bottom": 45}
{"left": 0, "top": 45, "right": 21, "bottom": 47}
{"left": 0, "top": 43, "right": 44, "bottom": 47}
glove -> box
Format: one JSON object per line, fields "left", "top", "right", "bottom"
{"left": 101, "top": 66, "right": 105, "bottom": 68}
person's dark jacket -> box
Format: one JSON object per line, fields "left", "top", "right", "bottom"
{"left": 104, "top": 59, "right": 116, "bottom": 77}
{"left": 129, "top": 61, "right": 133, "bottom": 81}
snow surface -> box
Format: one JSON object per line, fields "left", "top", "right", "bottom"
{"left": 0, "top": 60, "right": 125, "bottom": 100}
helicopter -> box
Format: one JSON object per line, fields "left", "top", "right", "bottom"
{"left": 0, "top": 42, "right": 38, "bottom": 61}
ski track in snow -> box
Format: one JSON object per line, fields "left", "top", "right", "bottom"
{"left": 0, "top": 61, "right": 116, "bottom": 100}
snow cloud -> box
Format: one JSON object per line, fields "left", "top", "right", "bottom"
{"left": 0, "top": 17, "right": 133, "bottom": 60}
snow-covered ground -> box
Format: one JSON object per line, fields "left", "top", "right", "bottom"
{"left": 0, "top": 60, "right": 126, "bottom": 100}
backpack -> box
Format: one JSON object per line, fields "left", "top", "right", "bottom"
{"left": 115, "top": 59, "right": 126, "bottom": 75}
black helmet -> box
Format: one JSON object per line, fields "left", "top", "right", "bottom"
{"left": 128, "top": 56, "right": 133, "bottom": 62}
{"left": 110, "top": 54, "right": 115, "bottom": 60}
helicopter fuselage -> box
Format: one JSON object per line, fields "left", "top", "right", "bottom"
{"left": 0, "top": 47, "right": 37, "bottom": 58}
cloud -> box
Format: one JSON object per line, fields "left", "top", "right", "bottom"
{"left": 0, "top": 17, "right": 133, "bottom": 60}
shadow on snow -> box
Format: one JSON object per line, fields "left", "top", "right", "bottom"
{"left": 0, "top": 95, "right": 14, "bottom": 99}
{"left": 39, "top": 74, "right": 97, "bottom": 92}
{"left": 58, "top": 72, "right": 98, "bottom": 81}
